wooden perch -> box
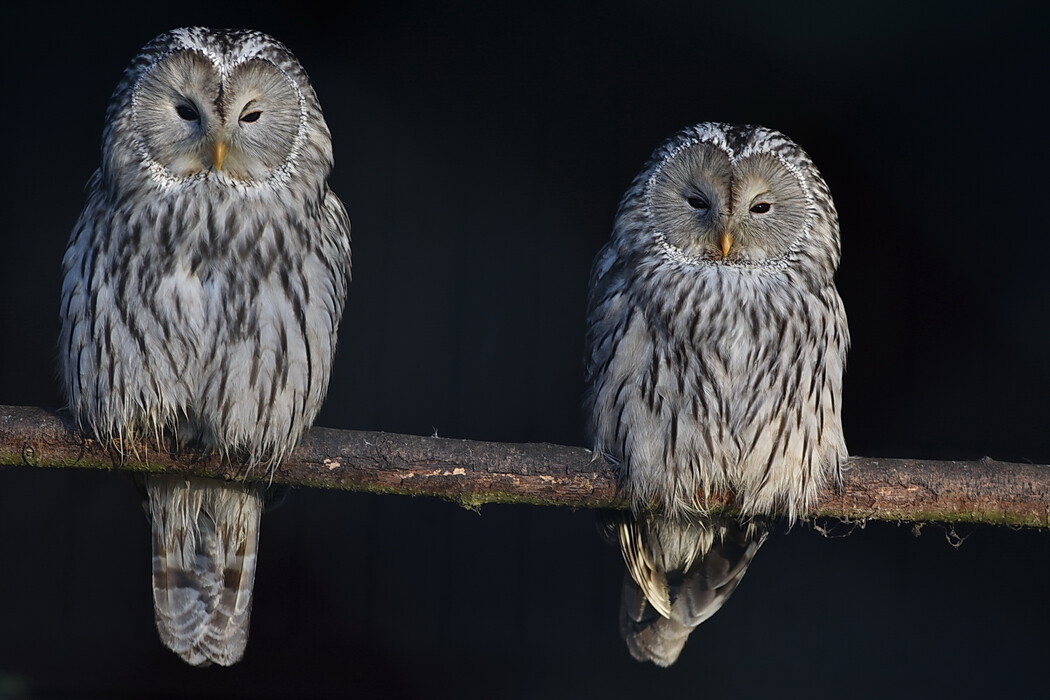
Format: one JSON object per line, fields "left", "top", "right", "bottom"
{"left": 1, "top": 405, "right": 1047, "bottom": 527}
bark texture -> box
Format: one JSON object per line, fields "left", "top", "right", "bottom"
{"left": 2, "top": 405, "right": 1047, "bottom": 526}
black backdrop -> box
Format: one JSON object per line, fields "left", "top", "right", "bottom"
{"left": 1, "top": 2, "right": 1047, "bottom": 698}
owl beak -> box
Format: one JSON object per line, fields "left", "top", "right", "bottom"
{"left": 214, "top": 140, "right": 229, "bottom": 172}
{"left": 720, "top": 232, "right": 734, "bottom": 258}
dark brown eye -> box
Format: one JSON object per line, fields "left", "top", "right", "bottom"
{"left": 687, "top": 195, "right": 709, "bottom": 211}
{"left": 750, "top": 202, "right": 771, "bottom": 214}
{"left": 175, "top": 104, "right": 199, "bottom": 121}
{"left": 240, "top": 111, "right": 262, "bottom": 123}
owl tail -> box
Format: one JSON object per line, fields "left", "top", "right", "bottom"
{"left": 146, "top": 475, "right": 265, "bottom": 667}
{"left": 605, "top": 511, "right": 767, "bottom": 667}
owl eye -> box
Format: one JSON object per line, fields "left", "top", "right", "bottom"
{"left": 240, "top": 111, "right": 262, "bottom": 123}
{"left": 687, "top": 195, "right": 710, "bottom": 211}
{"left": 175, "top": 104, "right": 199, "bottom": 121}
{"left": 750, "top": 202, "right": 772, "bottom": 214}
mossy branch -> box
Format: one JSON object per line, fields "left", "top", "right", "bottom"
{"left": 1, "top": 405, "right": 1047, "bottom": 527}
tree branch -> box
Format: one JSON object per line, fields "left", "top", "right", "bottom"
{"left": 1, "top": 405, "right": 1047, "bottom": 527}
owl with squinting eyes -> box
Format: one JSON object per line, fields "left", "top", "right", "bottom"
{"left": 60, "top": 27, "right": 352, "bottom": 666}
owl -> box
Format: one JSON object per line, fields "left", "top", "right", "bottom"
{"left": 585, "top": 123, "right": 848, "bottom": 663}
{"left": 59, "top": 28, "right": 352, "bottom": 666}
{"left": 586, "top": 121, "right": 847, "bottom": 520}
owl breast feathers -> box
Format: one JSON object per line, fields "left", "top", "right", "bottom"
{"left": 59, "top": 27, "right": 351, "bottom": 666}
{"left": 585, "top": 122, "right": 848, "bottom": 521}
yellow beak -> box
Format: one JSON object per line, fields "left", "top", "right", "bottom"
{"left": 214, "top": 140, "right": 228, "bottom": 171}
{"left": 720, "top": 232, "right": 734, "bottom": 258}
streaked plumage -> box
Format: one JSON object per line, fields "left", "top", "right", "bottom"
{"left": 585, "top": 122, "right": 847, "bottom": 664}
{"left": 59, "top": 27, "right": 351, "bottom": 666}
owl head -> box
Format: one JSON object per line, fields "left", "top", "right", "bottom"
{"left": 618, "top": 122, "right": 840, "bottom": 287}
{"left": 99, "top": 27, "right": 334, "bottom": 190}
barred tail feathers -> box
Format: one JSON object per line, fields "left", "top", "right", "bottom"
{"left": 147, "top": 475, "right": 264, "bottom": 667}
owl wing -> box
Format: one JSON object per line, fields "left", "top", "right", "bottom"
{"left": 320, "top": 185, "right": 353, "bottom": 309}
{"left": 583, "top": 239, "right": 636, "bottom": 454}
{"left": 147, "top": 475, "right": 265, "bottom": 666}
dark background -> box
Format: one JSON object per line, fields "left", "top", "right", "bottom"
{"left": 2, "top": 2, "right": 1048, "bottom": 698}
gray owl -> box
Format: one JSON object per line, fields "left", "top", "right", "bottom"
{"left": 585, "top": 123, "right": 847, "bottom": 663}
{"left": 59, "top": 28, "right": 351, "bottom": 666}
